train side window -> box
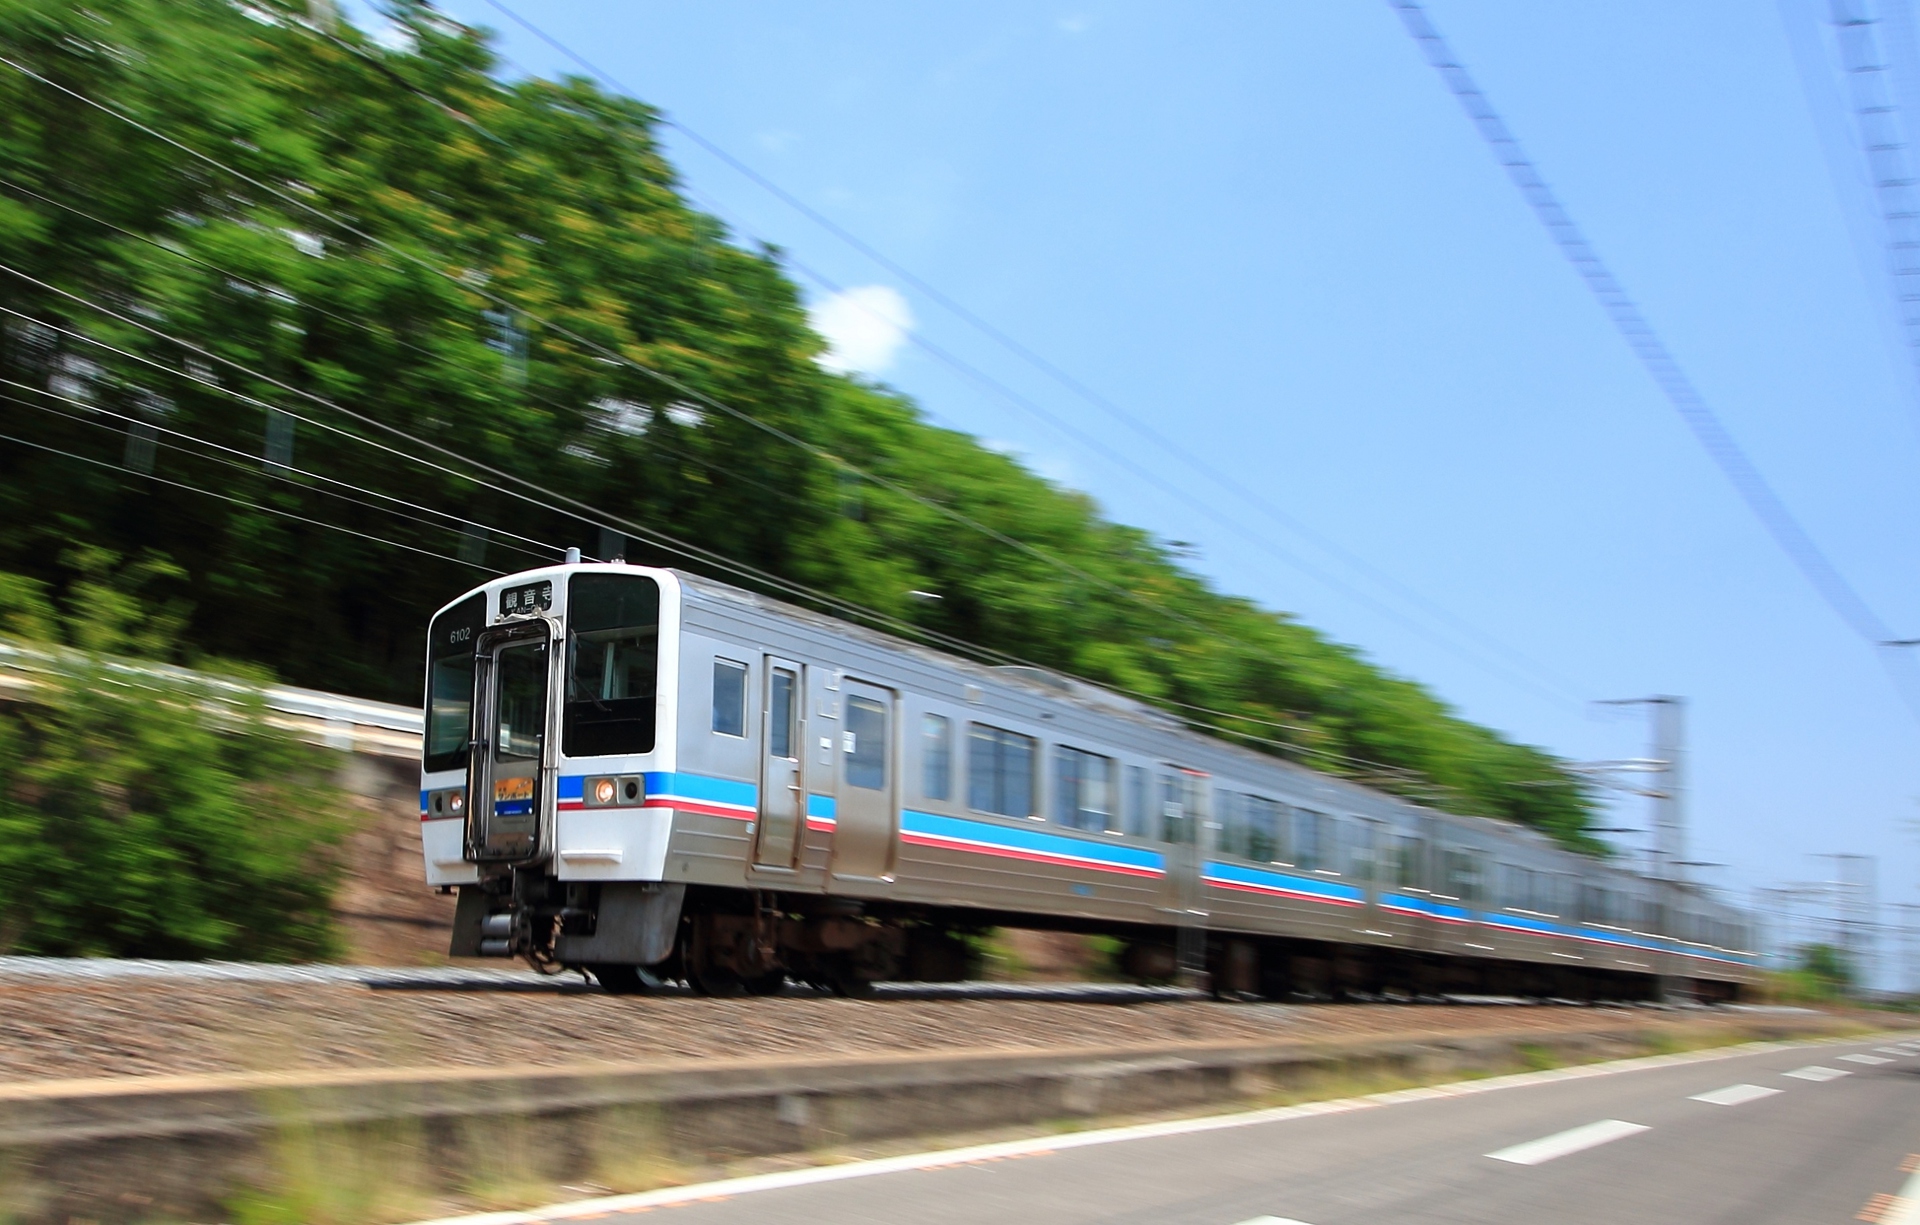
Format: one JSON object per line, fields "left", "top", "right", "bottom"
{"left": 1444, "top": 850, "right": 1484, "bottom": 904}
{"left": 1246, "top": 795, "right": 1283, "bottom": 862}
{"left": 1294, "top": 809, "right": 1328, "bottom": 871}
{"left": 768, "top": 668, "right": 797, "bottom": 759}
{"left": 922, "top": 713, "right": 952, "bottom": 800}
{"left": 845, "top": 696, "right": 887, "bottom": 790}
{"left": 711, "top": 659, "right": 747, "bottom": 737}
{"left": 1215, "top": 790, "right": 1242, "bottom": 854}
{"left": 1124, "top": 765, "right": 1150, "bottom": 837}
{"left": 1393, "top": 835, "right": 1425, "bottom": 889}
{"left": 968, "top": 723, "right": 1036, "bottom": 818}
{"left": 1053, "top": 745, "right": 1115, "bottom": 831}
{"left": 1158, "top": 772, "right": 1198, "bottom": 844}
{"left": 1346, "top": 821, "right": 1377, "bottom": 882}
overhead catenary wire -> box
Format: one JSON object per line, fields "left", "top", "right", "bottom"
{"left": 679, "top": 184, "right": 1587, "bottom": 711}
{"left": 0, "top": 173, "right": 836, "bottom": 536}
{"left": 0, "top": 426, "right": 495, "bottom": 574}
{"left": 4, "top": 354, "right": 1453, "bottom": 791}
{"left": 482, "top": 0, "right": 1596, "bottom": 712}
{"left": 0, "top": 172, "right": 448, "bottom": 370}
{"left": 0, "top": 50, "right": 1576, "bottom": 808}
{"left": 0, "top": 296, "right": 1050, "bottom": 672}
{"left": 1, "top": 381, "right": 560, "bottom": 567}
{"left": 1826, "top": 0, "right": 1920, "bottom": 437}
{"left": 2, "top": 290, "right": 1471, "bottom": 797}
{"left": 1387, "top": 0, "right": 1920, "bottom": 723}
{"left": 0, "top": 55, "right": 1194, "bottom": 642}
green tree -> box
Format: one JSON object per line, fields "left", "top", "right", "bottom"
{"left": 0, "top": 0, "right": 1594, "bottom": 845}
{"left": 0, "top": 556, "right": 344, "bottom": 958}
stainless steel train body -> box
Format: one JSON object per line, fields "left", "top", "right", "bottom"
{"left": 419, "top": 562, "right": 1758, "bottom": 999}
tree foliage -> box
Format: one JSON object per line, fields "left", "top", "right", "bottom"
{"left": 0, "top": 554, "right": 344, "bottom": 958}
{"left": 0, "top": 0, "right": 1596, "bottom": 845}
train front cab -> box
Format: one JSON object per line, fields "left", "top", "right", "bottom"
{"left": 420, "top": 564, "right": 689, "bottom": 973}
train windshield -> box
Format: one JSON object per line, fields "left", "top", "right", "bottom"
{"left": 565, "top": 572, "right": 660, "bottom": 756}
{"left": 424, "top": 593, "right": 485, "bottom": 773}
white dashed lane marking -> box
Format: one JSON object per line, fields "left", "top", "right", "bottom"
{"left": 1486, "top": 1120, "right": 1651, "bottom": 1166}
{"left": 1784, "top": 1066, "right": 1850, "bottom": 1082}
{"left": 1232, "top": 1218, "right": 1313, "bottom": 1225}
{"left": 1839, "top": 1054, "right": 1892, "bottom": 1066}
{"left": 1688, "top": 1083, "right": 1781, "bottom": 1106}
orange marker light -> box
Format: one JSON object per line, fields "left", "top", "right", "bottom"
{"left": 594, "top": 778, "right": 616, "bottom": 805}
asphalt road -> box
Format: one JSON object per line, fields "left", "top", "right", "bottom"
{"left": 454, "top": 1033, "right": 1920, "bottom": 1225}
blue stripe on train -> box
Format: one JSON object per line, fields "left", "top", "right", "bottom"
{"left": 641, "top": 771, "right": 757, "bottom": 809}
{"left": 899, "top": 810, "right": 1166, "bottom": 876}
{"left": 1204, "top": 860, "right": 1365, "bottom": 906}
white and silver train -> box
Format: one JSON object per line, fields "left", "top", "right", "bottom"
{"left": 419, "top": 560, "right": 1758, "bottom": 999}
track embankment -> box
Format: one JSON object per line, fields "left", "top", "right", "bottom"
{"left": 0, "top": 968, "right": 1795, "bottom": 1083}
{"left": 0, "top": 969, "right": 1885, "bottom": 1225}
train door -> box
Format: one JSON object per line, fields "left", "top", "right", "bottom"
{"left": 753, "top": 657, "right": 804, "bottom": 869}
{"left": 467, "top": 623, "right": 555, "bottom": 862}
{"left": 831, "top": 680, "right": 898, "bottom": 880}
{"left": 1158, "top": 766, "right": 1210, "bottom": 982}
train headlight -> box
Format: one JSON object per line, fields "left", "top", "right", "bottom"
{"left": 447, "top": 789, "right": 464, "bottom": 816}
{"left": 584, "top": 774, "right": 644, "bottom": 807}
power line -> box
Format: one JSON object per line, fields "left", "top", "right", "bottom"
{"left": 0, "top": 426, "right": 493, "bottom": 573}
{"left": 0, "top": 172, "right": 448, "bottom": 370}
{"left": 0, "top": 296, "right": 1048, "bottom": 670}
{"left": 1388, "top": 0, "right": 1920, "bottom": 722}
{"left": 0, "top": 49, "right": 1588, "bottom": 809}
{"left": 2, "top": 292, "right": 1493, "bottom": 802}
{"left": 1, "top": 381, "right": 559, "bottom": 567}
{"left": 0, "top": 172, "right": 835, "bottom": 538}
{"left": 0, "top": 55, "right": 1190, "bottom": 640}
{"left": 680, "top": 184, "right": 1589, "bottom": 710}
{"left": 481, "top": 0, "right": 1595, "bottom": 712}
{"left": 1828, "top": 0, "right": 1920, "bottom": 436}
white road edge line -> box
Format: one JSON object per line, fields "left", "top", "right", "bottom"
{"left": 1688, "top": 1083, "right": 1781, "bottom": 1106}
{"left": 398, "top": 1036, "right": 1883, "bottom": 1225}
{"left": 1485, "top": 1119, "right": 1650, "bottom": 1166}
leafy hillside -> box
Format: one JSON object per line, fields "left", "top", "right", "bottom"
{"left": 0, "top": 0, "right": 1595, "bottom": 846}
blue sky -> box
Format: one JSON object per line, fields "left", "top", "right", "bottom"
{"left": 363, "top": 0, "right": 1920, "bottom": 973}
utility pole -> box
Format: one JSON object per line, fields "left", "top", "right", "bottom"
{"left": 1894, "top": 902, "right": 1920, "bottom": 996}
{"left": 1651, "top": 698, "right": 1686, "bottom": 885}
{"left": 1589, "top": 697, "right": 1688, "bottom": 1001}
{"left": 1818, "top": 853, "right": 1878, "bottom": 992}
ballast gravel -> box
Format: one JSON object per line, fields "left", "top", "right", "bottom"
{"left": 0, "top": 972, "right": 1676, "bottom": 1086}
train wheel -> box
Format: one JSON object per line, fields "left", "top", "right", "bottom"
{"left": 825, "top": 971, "right": 875, "bottom": 999}
{"left": 744, "top": 971, "right": 788, "bottom": 997}
{"left": 687, "top": 965, "right": 745, "bottom": 997}
{"left": 590, "top": 964, "right": 653, "bottom": 996}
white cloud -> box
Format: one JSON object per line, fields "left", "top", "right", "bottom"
{"left": 810, "top": 285, "right": 914, "bottom": 376}
{"left": 370, "top": 15, "right": 418, "bottom": 54}
{"left": 1057, "top": 14, "right": 1091, "bottom": 34}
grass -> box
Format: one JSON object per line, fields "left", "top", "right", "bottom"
{"left": 13, "top": 1015, "right": 1870, "bottom": 1225}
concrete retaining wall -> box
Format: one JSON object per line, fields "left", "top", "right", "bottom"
{"left": 0, "top": 1013, "right": 1862, "bottom": 1225}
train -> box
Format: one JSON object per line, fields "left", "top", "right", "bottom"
{"left": 418, "top": 557, "right": 1758, "bottom": 1000}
